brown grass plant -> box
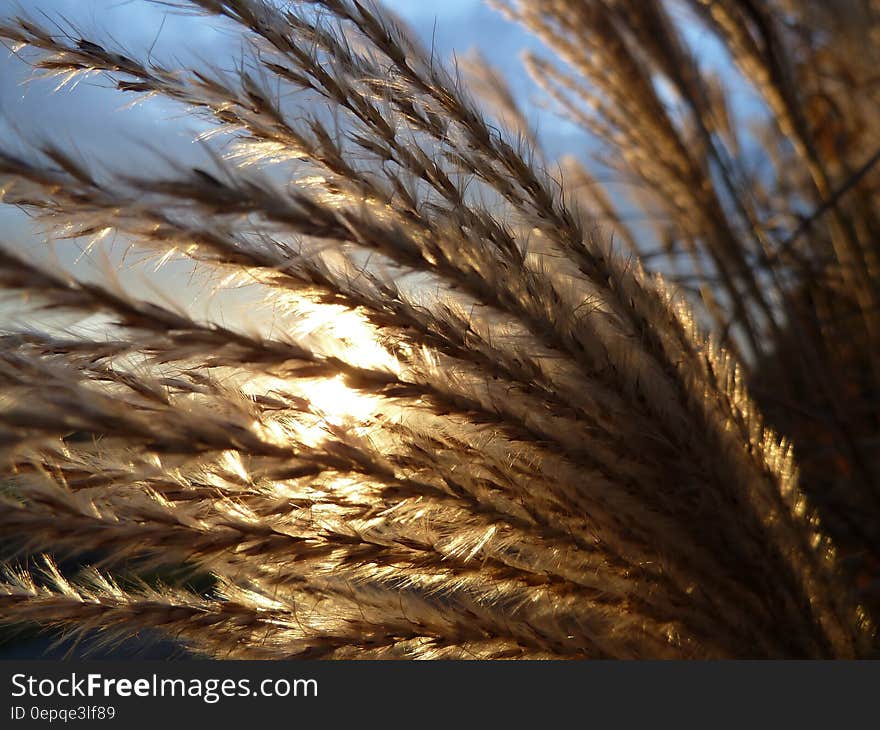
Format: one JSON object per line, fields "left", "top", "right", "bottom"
{"left": 0, "top": 0, "right": 877, "bottom": 658}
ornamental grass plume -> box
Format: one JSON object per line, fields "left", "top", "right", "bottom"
{"left": 0, "top": 0, "right": 875, "bottom": 659}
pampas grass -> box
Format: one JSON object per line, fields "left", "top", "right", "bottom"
{"left": 0, "top": 0, "right": 875, "bottom": 658}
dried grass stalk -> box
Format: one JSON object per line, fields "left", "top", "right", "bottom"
{"left": 0, "top": 0, "right": 875, "bottom": 658}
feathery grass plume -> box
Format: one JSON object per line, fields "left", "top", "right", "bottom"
{"left": 0, "top": 0, "right": 874, "bottom": 658}
{"left": 494, "top": 0, "right": 880, "bottom": 632}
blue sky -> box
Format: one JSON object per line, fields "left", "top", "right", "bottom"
{"left": 0, "top": 1, "right": 597, "bottom": 274}
{"left": 0, "top": 0, "right": 546, "bottom": 149}
{"left": 0, "top": 1, "right": 574, "bottom": 326}
{"left": 0, "top": 0, "right": 594, "bottom": 176}
{"left": 0, "top": 0, "right": 751, "bottom": 232}
{"left": 0, "top": 0, "right": 756, "bottom": 318}
{"left": 0, "top": 0, "right": 560, "bottom": 236}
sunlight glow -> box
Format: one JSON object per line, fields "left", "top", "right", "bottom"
{"left": 240, "top": 297, "right": 395, "bottom": 450}
{"left": 290, "top": 300, "right": 400, "bottom": 373}
{"left": 306, "top": 375, "right": 379, "bottom": 425}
